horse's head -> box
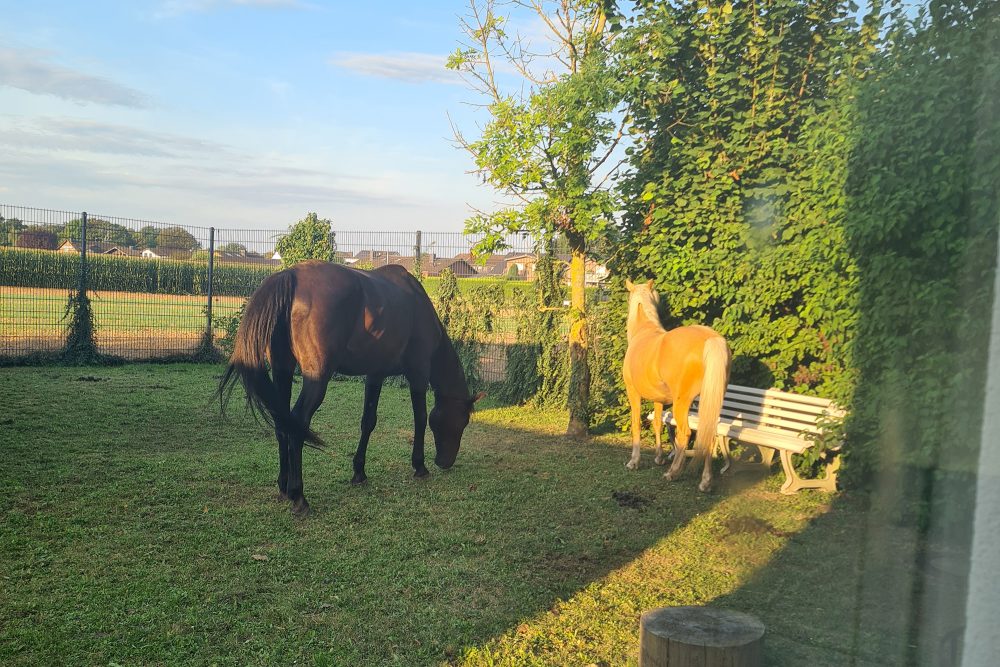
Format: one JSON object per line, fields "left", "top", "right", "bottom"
{"left": 625, "top": 279, "right": 660, "bottom": 334}
{"left": 429, "top": 392, "right": 485, "bottom": 469}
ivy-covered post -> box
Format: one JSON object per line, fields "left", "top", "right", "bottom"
{"left": 79, "top": 211, "right": 87, "bottom": 292}
{"left": 63, "top": 210, "right": 98, "bottom": 363}
{"left": 567, "top": 244, "right": 590, "bottom": 436}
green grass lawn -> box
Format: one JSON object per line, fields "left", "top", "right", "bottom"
{"left": 0, "top": 365, "right": 915, "bottom": 666}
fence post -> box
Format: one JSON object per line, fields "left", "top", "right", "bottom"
{"left": 414, "top": 230, "right": 422, "bottom": 279}
{"left": 79, "top": 211, "right": 88, "bottom": 292}
{"left": 205, "top": 226, "right": 215, "bottom": 343}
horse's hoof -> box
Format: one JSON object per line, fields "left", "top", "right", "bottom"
{"left": 276, "top": 490, "right": 289, "bottom": 502}
{"left": 350, "top": 473, "right": 368, "bottom": 486}
{"left": 290, "top": 499, "right": 310, "bottom": 518}
{"left": 698, "top": 481, "right": 713, "bottom": 493}
{"left": 663, "top": 471, "right": 678, "bottom": 481}
{"left": 654, "top": 455, "right": 666, "bottom": 466}
{"left": 625, "top": 459, "right": 639, "bottom": 471}
{"left": 414, "top": 467, "right": 430, "bottom": 480}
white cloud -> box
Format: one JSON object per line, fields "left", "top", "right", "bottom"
{"left": 330, "top": 52, "right": 461, "bottom": 85}
{"left": 0, "top": 47, "right": 150, "bottom": 108}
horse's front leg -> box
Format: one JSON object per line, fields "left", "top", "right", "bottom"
{"left": 409, "top": 384, "right": 430, "bottom": 479}
{"left": 625, "top": 382, "right": 643, "bottom": 470}
{"left": 352, "top": 375, "right": 384, "bottom": 486}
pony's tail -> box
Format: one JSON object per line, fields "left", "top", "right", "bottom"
{"left": 216, "top": 269, "right": 323, "bottom": 448}
{"left": 694, "top": 335, "right": 731, "bottom": 461}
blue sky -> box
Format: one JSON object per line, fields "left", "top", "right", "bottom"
{"left": 0, "top": 0, "right": 499, "bottom": 232}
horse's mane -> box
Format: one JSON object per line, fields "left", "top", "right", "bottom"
{"left": 627, "top": 287, "right": 663, "bottom": 336}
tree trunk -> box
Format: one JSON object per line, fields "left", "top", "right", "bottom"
{"left": 566, "top": 246, "right": 590, "bottom": 437}
{"left": 640, "top": 606, "right": 764, "bottom": 667}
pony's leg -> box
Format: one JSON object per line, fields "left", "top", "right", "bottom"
{"left": 287, "top": 375, "right": 330, "bottom": 517}
{"left": 625, "top": 383, "right": 643, "bottom": 470}
{"left": 652, "top": 402, "right": 666, "bottom": 465}
{"left": 407, "top": 378, "right": 430, "bottom": 479}
{"left": 664, "top": 398, "right": 692, "bottom": 481}
{"left": 351, "top": 375, "right": 384, "bottom": 486}
{"left": 271, "top": 363, "right": 295, "bottom": 501}
{"left": 698, "top": 436, "right": 714, "bottom": 493}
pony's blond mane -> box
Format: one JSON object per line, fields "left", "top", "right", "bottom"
{"left": 627, "top": 285, "right": 663, "bottom": 339}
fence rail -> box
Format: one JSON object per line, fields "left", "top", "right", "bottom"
{"left": 0, "top": 204, "right": 600, "bottom": 384}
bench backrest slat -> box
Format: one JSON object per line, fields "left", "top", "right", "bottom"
{"left": 687, "top": 384, "right": 844, "bottom": 438}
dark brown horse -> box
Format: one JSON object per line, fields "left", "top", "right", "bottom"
{"left": 218, "top": 260, "right": 482, "bottom": 516}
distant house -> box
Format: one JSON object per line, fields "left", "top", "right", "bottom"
{"left": 585, "top": 259, "right": 610, "bottom": 285}
{"left": 454, "top": 252, "right": 511, "bottom": 277}
{"left": 271, "top": 250, "right": 282, "bottom": 261}
{"left": 141, "top": 247, "right": 193, "bottom": 261}
{"left": 216, "top": 252, "right": 280, "bottom": 266}
{"left": 504, "top": 253, "right": 538, "bottom": 280}
{"left": 382, "top": 255, "right": 478, "bottom": 278}
{"left": 353, "top": 250, "right": 401, "bottom": 267}
{"left": 58, "top": 240, "right": 140, "bottom": 256}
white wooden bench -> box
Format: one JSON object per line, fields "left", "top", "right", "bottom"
{"left": 660, "top": 384, "right": 845, "bottom": 495}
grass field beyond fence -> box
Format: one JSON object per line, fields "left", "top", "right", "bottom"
{"left": 0, "top": 365, "right": 922, "bottom": 666}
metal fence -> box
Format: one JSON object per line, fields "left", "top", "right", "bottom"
{"left": 0, "top": 204, "right": 586, "bottom": 382}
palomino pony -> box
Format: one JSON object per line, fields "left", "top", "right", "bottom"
{"left": 219, "top": 260, "right": 483, "bottom": 516}
{"left": 623, "top": 280, "right": 731, "bottom": 492}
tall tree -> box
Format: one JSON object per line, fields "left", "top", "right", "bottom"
{"left": 448, "top": 0, "right": 624, "bottom": 436}
{"left": 156, "top": 226, "right": 201, "bottom": 251}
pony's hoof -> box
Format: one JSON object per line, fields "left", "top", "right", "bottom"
{"left": 290, "top": 499, "right": 310, "bottom": 518}
{"left": 350, "top": 473, "right": 368, "bottom": 486}
{"left": 414, "top": 467, "right": 430, "bottom": 480}
{"left": 654, "top": 455, "right": 666, "bottom": 466}
{"left": 698, "top": 481, "right": 713, "bottom": 493}
{"left": 625, "top": 459, "right": 639, "bottom": 471}
{"left": 663, "top": 471, "right": 678, "bottom": 482}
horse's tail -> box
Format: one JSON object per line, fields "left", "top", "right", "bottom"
{"left": 693, "top": 335, "right": 731, "bottom": 461}
{"left": 216, "top": 269, "right": 323, "bottom": 448}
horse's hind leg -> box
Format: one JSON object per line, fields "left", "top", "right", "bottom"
{"left": 625, "top": 382, "right": 643, "bottom": 470}
{"left": 287, "top": 374, "right": 331, "bottom": 517}
{"left": 652, "top": 402, "right": 666, "bottom": 465}
{"left": 272, "top": 363, "right": 295, "bottom": 501}
{"left": 664, "top": 398, "right": 692, "bottom": 482}
{"left": 351, "top": 375, "right": 384, "bottom": 486}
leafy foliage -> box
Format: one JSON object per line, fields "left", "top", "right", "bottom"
{"left": 274, "top": 212, "right": 337, "bottom": 268}
{"left": 63, "top": 218, "right": 137, "bottom": 247}
{"left": 842, "top": 0, "right": 1000, "bottom": 481}
{"left": 614, "top": 0, "right": 869, "bottom": 407}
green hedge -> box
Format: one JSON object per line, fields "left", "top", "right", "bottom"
{"left": 0, "top": 248, "right": 276, "bottom": 296}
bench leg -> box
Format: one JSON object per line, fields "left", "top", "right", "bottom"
{"left": 778, "top": 449, "right": 840, "bottom": 495}
{"left": 718, "top": 436, "right": 732, "bottom": 474}
{"left": 755, "top": 445, "right": 776, "bottom": 466}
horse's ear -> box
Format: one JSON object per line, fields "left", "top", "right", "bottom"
{"left": 625, "top": 279, "right": 634, "bottom": 291}
{"left": 646, "top": 279, "right": 654, "bottom": 290}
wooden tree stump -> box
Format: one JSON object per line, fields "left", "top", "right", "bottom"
{"left": 639, "top": 606, "right": 765, "bottom": 667}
